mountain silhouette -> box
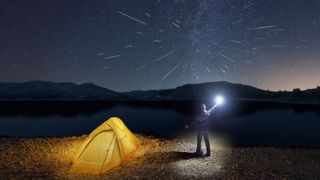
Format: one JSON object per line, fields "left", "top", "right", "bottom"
{"left": 0, "top": 81, "right": 319, "bottom": 103}
{"left": 0, "top": 81, "right": 126, "bottom": 100}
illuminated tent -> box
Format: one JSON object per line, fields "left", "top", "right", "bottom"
{"left": 69, "top": 117, "right": 139, "bottom": 175}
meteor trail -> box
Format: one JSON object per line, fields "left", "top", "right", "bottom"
{"left": 248, "top": 25, "right": 278, "bottom": 31}
{"left": 206, "top": 67, "right": 211, "bottom": 73}
{"left": 124, "top": 44, "right": 133, "bottom": 48}
{"left": 271, "top": 44, "right": 286, "bottom": 48}
{"left": 172, "top": 22, "right": 180, "bottom": 28}
{"left": 102, "top": 66, "right": 110, "bottom": 70}
{"left": 161, "top": 63, "right": 181, "bottom": 81}
{"left": 232, "top": 19, "right": 243, "bottom": 25}
{"left": 217, "top": 52, "right": 235, "bottom": 63}
{"left": 224, "top": 65, "right": 231, "bottom": 70}
{"left": 242, "top": 2, "right": 255, "bottom": 10}
{"left": 152, "top": 40, "right": 161, "bottom": 43}
{"left": 137, "top": 65, "right": 147, "bottom": 71}
{"left": 117, "top": 11, "right": 147, "bottom": 26}
{"left": 104, "top": 55, "right": 120, "bottom": 60}
{"left": 155, "top": 51, "right": 174, "bottom": 62}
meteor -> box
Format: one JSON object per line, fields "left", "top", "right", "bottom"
{"left": 248, "top": 25, "right": 278, "bottom": 31}
{"left": 155, "top": 51, "right": 174, "bottom": 62}
{"left": 104, "top": 55, "right": 120, "bottom": 60}
{"left": 242, "top": 2, "right": 255, "bottom": 10}
{"left": 271, "top": 44, "right": 286, "bottom": 48}
{"left": 172, "top": 22, "right": 180, "bottom": 28}
{"left": 217, "top": 52, "right": 236, "bottom": 63}
{"left": 161, "top": 63, "right": 181, "bottom": 81}
{"left": 117, "top": 11, "right": 147, "bottom": 26}
{"left": 137, "top": 65, "right": 147, "bottom": 71}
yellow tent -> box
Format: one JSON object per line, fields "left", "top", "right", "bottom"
{"left": 69, "top": 117, "right": 139, "bottom": 175}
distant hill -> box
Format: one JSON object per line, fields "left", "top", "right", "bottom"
{"left": 124, "top": 81, "right": 270, "bottom": 100}
{"left": 0, "top": 81, "right": 319, "bottom": 104}
{"left": 0, "top": 81, "right": 126, "bottom": 100}
{"left": 124, "top": 81, "right": 320, "bottom": 104}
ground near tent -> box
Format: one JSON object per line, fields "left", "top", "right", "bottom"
{"left": 1, "top": 135, "right": 320, "bottom": 179}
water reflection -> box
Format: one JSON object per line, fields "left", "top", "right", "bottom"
{"left": 0, "top": 101, "right": 319, "bottom": 146}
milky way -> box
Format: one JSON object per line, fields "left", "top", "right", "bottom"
{"left": 0, "top": 0, "right": 319, "bottom": 91}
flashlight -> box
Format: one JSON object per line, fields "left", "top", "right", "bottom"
{"left": 215, "top": 95, "right": 224, "bottom": 106}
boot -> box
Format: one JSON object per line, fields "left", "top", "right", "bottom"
{"left": 194, "top": 149, "right": 202, "bottom": 156}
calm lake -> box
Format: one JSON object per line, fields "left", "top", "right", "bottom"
{"left": 0, "top": 101, "right": 320, "bottom": 146}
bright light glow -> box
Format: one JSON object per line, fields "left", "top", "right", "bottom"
{"left": 215, "top": 95, "right": 224, "bottom": 105}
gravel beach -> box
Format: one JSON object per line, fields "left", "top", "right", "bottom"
{"left": 1, "top": 135, "right": 320, "bottom": 179}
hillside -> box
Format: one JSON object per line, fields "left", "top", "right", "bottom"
{"left": 0, "top": 81, "right": 126, "bottom": 100}
{"left": 0, "top": 81, "right": 319, "bottom": 103}
{"left": 124, "top": 81, "right": 320, "bottom": 104}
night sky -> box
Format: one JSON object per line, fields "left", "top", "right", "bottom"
{"left": 0, "top": 0, "right": 319, "bottom": 92}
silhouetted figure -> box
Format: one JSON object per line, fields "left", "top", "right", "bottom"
{"left": 185, "top": 104, "right": 216, "bottom": 157}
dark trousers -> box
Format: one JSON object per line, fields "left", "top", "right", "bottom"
{"left": 196, "top": 131, "right": 210, "bottom": 154}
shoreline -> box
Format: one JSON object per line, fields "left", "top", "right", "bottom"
{"left": 0, "top": 99, "right": 320, "bottom": 105}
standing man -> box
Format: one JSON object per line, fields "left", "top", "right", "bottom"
{"left": 185, "top": 96, "right": 224, "bottom": 157}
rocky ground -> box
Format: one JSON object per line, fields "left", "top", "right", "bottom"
{"left": 1, "top": 135, "right": 320, "bottom": 179}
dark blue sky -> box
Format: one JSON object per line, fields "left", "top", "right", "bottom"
{"left": 0, "top": 0, "right": 319, "bottom": 91}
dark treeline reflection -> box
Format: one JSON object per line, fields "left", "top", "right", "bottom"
{"left": 1, "top": 101, "right": 320, "bottom": 146}
{"left": 0, "top": 100, "right": 319, "bottom": 118}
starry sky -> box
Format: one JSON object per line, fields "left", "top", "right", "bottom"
{"left": 0, "top": 0, "right": 319, "bottom": 92}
